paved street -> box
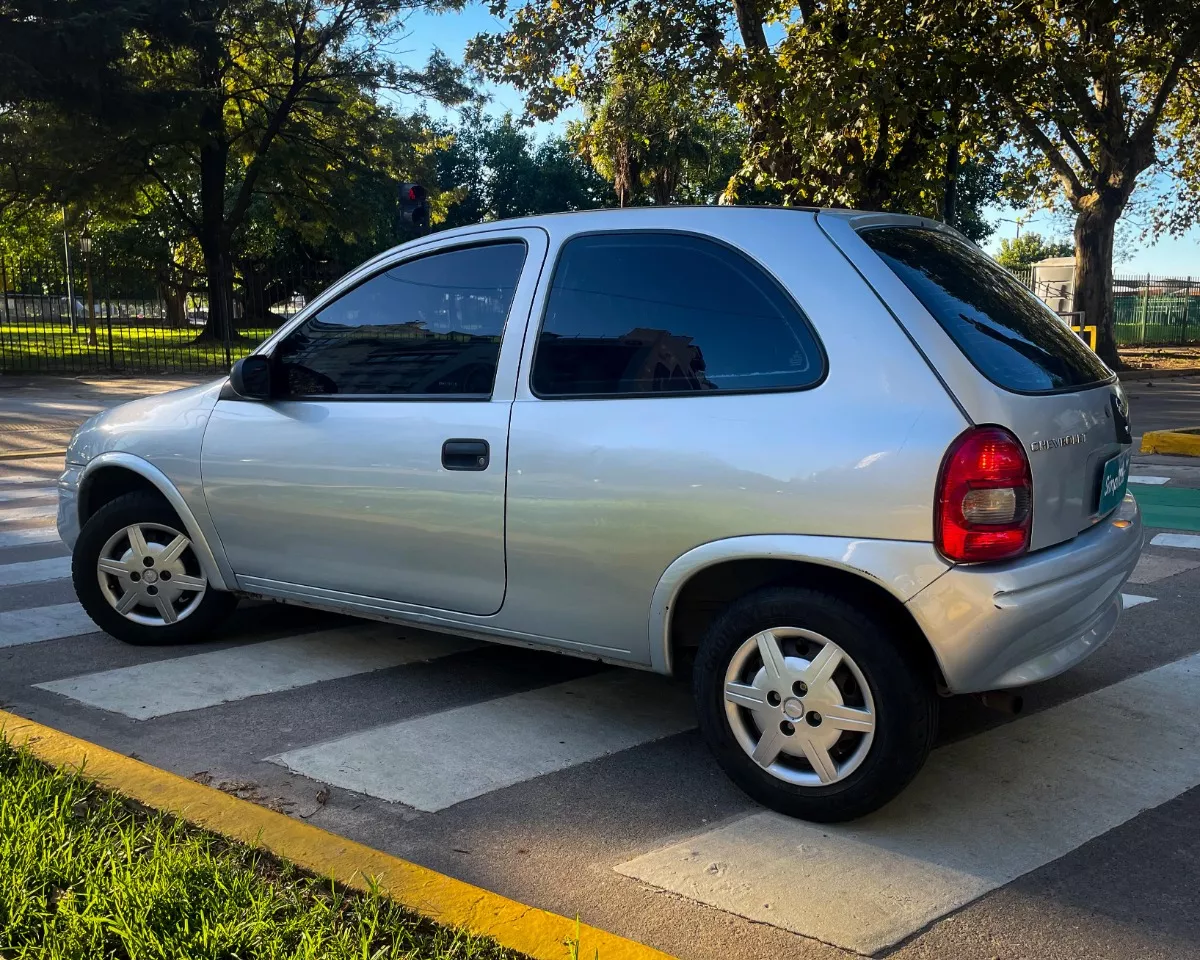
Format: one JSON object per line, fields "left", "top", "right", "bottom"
{"left": 1, "top": 375, "right": 1200, "bottom": 959}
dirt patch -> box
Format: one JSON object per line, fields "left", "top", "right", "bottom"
{"left": 1120, "top": 346, "right": 1200, "bottom": 371}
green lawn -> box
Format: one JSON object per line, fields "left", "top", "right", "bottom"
{"left": 0, "top": 322, "right": 275, "bottom": 373}
{"left": 0, "top": 739, "right": 528, "bottom": 960}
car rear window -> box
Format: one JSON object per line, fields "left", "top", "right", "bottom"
{"left": 861, "top": 226, "right": 1112, "bottom": 394}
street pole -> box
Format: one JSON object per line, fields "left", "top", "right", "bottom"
{"left": 61, "top": 205, "right": 77, "bottom": 334}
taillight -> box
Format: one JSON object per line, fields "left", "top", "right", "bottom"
{"left": 936, "top": 426, "right": 1032, "bottom": 562}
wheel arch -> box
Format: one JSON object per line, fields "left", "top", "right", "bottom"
{"left": 78, "top": 453, "right": 230, "bottom": 591}
{"left": 649, "top": 535, "right": 950, "bottom": 680}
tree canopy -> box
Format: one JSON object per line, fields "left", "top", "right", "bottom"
{"left": 995, "top": 232, "right": 1075, "bottom": 268}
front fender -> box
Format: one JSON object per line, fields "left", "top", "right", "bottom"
{"left": 77, "top": 452, "right": 232, "bottom": 591}
{"left": 647, "top": 534, "right": 950, "bottom": 674}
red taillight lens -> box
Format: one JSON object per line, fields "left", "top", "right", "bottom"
{"left": 936, "top": 426, "right": 1032, "bottom": 562}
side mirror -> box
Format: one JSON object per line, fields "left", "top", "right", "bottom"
{"left": 228, "top": 355, "right": 273, "bottom": 400}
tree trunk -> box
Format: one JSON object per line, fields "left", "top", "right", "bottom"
{"left": 1073, "top": 200, "right": 1121, "bottom": 368}
{"left": 195, "top": 244, "right": 239, "bottom": 343}
{"left": 192, "top": 135, "right": 241, "bottom": 344}
{"left": 163, "top": 286, "right": 188, "bottom": 328}
{"left": 942, "top": 129, "right": 959, "bottom": 227}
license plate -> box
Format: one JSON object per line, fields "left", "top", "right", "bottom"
{"left": 1097, "top": 452, "right": 1130, "bottom": 517}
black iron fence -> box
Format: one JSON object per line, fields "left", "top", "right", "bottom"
{"left": 3, "top": 250, "right": 1198, "bottom": 376}
{"left": 0, "top": 257, "right": 336, "bottom": 375}
{"left": 1006, "top": 267, "right": 1199, "bottom": 348}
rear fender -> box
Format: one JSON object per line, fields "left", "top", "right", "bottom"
{"left": 648, "top": 534, "right": 950, "bottom": 674}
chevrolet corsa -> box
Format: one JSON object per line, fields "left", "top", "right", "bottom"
{"left": 58, "top": 208, "right": 1142, "bottom": 821}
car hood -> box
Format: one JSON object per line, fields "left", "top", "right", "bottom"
{"left": 66, "top": 378, "right": 227, "bottom": 466}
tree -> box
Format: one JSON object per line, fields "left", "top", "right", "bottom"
{"left": 435, "top": 109, "right": 610, "bottom": 226}
{"left": 964, "top": 0, "right": 1200, "bottom": 366}
{"left": 469, "top": 0, "right": 1004, "bottom": 231}
{"left": 569, "top": 63, "right": 746, "bottom": 207}
{"left": 995, "top": 232, "right": 1074, "bottom": 269}
{"left": 1, "top": 0, "right": 470, "bottom": 342}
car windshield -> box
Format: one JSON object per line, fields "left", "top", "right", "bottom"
{"left": 861, "top": 226, "right": 1113, "bottom": 394}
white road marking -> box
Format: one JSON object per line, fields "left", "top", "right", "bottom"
{"left": 0, "top": 603, "right": 96, "bottom": 647}
{"left": 35, "top": 626, "right": 480, "bottom": 720}
{"left": 1151, "top": 533, "right": 1200, "bottom": 550}
{"left": 269, "top": 671, "right": 695, "bottom": 812}
{"left": 1121, "top": 593, "right": 1156, "bottom": 608}
{"left": 616, "top": 653, "right": 1200, "bottom": 956}
{"left": 0, "top": 556, "right": 72, "bottom": 586}
{"left": 1128, "top": 475, "right": 1171, "bottom": 485}
{"left": 0, "top": 486, "right": 57, "bottom": 501}
{"left": 1128, "top": 554, "right": 1200, "bottom": 584}
{"left": 0, "top": 526, "right": 61, "bottom": 549}
{"left": 0, "top": 473, "right": 57, "bottom": 485}
{"left": 0, "top": 504, "right": 58, "bottom": 524}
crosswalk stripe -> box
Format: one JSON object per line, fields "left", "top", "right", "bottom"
{"left": 0, "top": 473, "right": 57, "bottom": 485}
{"left": 0, "top": 526, "right": 61, "bottom": 549}
{"left": 1121, "top": 593, "right": 1156, "bottom": 608}
{"left": 269, "top": 671, "right": 695, "bottom": 812}
{"left": 1151, "top": 532, "right": 1200, "bottom": 550}
{"left": 0, "top": 504, "right": 57, "bottom": 524}
{"left": 0, "top": 556, "right": 72, "bottom": 586}
{"left": 1128, "top": 475, "right": 1170, "bottom": 485}
{"left": 1128, "top": 553, "right": 1200, "bottom": 583}
{"left": 0, "top": 603, "right": 96, "bottom": 647}
{"left": 615, "top": 652, "right": 1200, "bottom": 956}
{"left": 35, "top": 626, "right": 482, "bottom": 720}
{"left": 0, "top": 486, "right": 57, "bottom": 502}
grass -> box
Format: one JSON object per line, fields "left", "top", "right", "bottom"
{"left": 0, "top": 739, "right": 531, "bottom": 960}
{"left": 0, "top": 322, "right": 275, "bottom": 373}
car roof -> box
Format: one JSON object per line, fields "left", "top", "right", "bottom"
{"left": 373, "top": 206, "right": 951, "bottom": 267}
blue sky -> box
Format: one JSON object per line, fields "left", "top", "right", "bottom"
{"left": 397, "top": 4, "right": 1200, "bottom": 277}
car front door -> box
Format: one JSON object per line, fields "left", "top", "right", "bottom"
{"left": 200, "top": 229, "right": 545, "bottom": 615}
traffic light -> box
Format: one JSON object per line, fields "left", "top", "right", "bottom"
{"left": 398, "top": 183, "right": 429, "bottom": 228}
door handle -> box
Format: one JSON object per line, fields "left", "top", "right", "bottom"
{"left": 442, "top": 439, "right": 490, "bottom": 471}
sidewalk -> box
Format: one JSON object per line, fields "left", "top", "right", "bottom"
{"left": 0, "top": 375, "right": 211, "bottom": 459}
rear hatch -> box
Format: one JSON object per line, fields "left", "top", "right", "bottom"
{"left": 824, "top": 216, "right": 1132, "bottom": 552}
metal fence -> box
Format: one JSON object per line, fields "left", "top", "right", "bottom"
{"left": 4, "top": 250, "right": 1198, "bottom": 375}
{"left": 1111, "top": 275, "right": 1198, "bottom": 348}
{"left": 0, "top": 257, "right": 334, "bottom": 375}
{"left": 1006, "top": 266, "right": 1199, "bottom": 348}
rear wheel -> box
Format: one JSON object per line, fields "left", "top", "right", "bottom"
{"left": 72, "top": 492, "right": 238, "bottom": 645}
{"left": 693, "top": 586, "right": 937, "bottom": 822}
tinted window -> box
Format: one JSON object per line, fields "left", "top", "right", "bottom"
{"left": 275, "top": 243, "right": 525, "bottom": 397}
{"left": 862, "top": 227, "right": 1111, "bottom": 394}
{"left": 531, "top": 233, "right": 823, "bottom": 397}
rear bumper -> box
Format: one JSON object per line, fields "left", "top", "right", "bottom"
{"left": 907, "top": 494, "right": 1143, "bottom": 693}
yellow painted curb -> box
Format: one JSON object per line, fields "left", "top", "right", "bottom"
{"left": 1141, "top": 428, "right": 1200, "bottom": 457}
{"left": 0, "top": 709, "right": 675, "bottom": 960}
{"left": 0, "top": 448, "right": 65, "bottom": 460}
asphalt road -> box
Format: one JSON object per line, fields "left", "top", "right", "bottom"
{"left": 2, "top": 374, "right": 1200, "bottom": 960}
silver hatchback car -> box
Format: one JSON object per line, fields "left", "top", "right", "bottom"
{"left": 58, "top": 207, "right": 1142, "bottom": 821}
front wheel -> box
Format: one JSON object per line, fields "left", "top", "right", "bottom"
{"left": 72, "top": 492, "right": 238, "bottom": 646}
{"left": 693, "top": 586, "right": 937, "bottom": 822}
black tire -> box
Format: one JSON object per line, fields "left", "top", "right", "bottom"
{"left": 72, "top": 491, "right": 238, "bottom": 646}
{"left": 693, "top": 586, "right": 937, "bottom": 822}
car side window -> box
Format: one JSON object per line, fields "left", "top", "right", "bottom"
{"left": 531, "top": 232, "right": 824, "bottom": 397}
{"left": 274, "top": 242, "right": 526, "bottom": 397}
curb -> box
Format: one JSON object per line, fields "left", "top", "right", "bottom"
{"left": 0, "top": 709, "right": 675, "bottom": 960}
{"left": 1141, "top": 429, "right": 1200, "bottom": 458}
{"left": 0, "top": 449, "right": 66, "bottom": 461}
{"left": 1119, "top": 368, "right": 1200, "bottom": 382}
